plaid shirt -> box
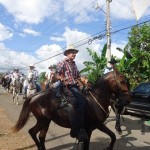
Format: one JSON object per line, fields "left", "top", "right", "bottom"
{"left": 28, "top": 69, "right": 38, "bottom": 81}
{"left": 56, "top": 59, "right": 80, "bottom": 85}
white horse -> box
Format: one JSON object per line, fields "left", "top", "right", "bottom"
{"left": 24, "top": 73, "right": 37, "bottom": 98}
{"left": 11, "top": 77, "right": 21, "bottom": 105}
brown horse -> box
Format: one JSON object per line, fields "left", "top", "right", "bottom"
{"left": 13, "top": 70, "right": 130, "bottom": 150}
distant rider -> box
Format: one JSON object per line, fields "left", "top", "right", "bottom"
{"left": 23, "top": 64, "right": 41, "bottom": 99}
{"left": 45, "top": 65, "right": 55, "bottom": 89}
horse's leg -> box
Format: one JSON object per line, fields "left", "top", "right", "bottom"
{"left": 28, "top": 120, "right": 42, "bottom": 150}
{"left": 83, "top": 129, "right": 92, "bottom": 150}
{"left": 115, "top": 111, "right": 122, "bottom": 134}
{"left": 38, "top": 120, "right": 51, "bottom": 150}
{"left": 97, "top": 124, "right": 116, "bottom": 150}
{"left": 15, "top": 93, "right": 19, "bottom": 105}
{"left": 115, "top": 105, "right": 124, "bottom": 135}
{"left": 12, "top": 89, "right": 15, "bottom": 102}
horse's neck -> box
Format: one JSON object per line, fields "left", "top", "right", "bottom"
{"left": 28, "top": 80, "right": 36, "bottom": 89}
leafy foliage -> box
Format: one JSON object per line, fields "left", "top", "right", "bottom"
{"left": 39, "top": 72, "right": 46, "bottom": 84}
{"left": 117, "top": 23, "right": 150, "bottom": 89}
{"left": 80, "top": 44, "right": 107, "bottom": 83}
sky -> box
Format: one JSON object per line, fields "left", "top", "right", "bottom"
{"left": 0, "top": 0, "right": 150, "bottom": 74}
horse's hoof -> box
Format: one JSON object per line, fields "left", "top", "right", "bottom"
{"left": 116, "top": 129, "right": 122, "bottom": 135}
{"left": 104, "top": 147, "right": 112, "bottom": 150}
{"left": 118, "top": 131, "right": 122, "bottom": 135}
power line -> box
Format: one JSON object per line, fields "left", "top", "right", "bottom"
{"left": 19, "top": 0, "right": 86, "bottom": 51}
{"left": 28, "top": 20, "right": 150, "bottom": 64}
{"left": 3, "top": 19, "right": 150, "bottom": 71}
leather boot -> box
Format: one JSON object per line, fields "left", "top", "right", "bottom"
{"left": 69, "top": 108, "right": 80, "bottom": 138}
{"left": 78, "top": 128, "right": 89, "bottom": 142}
{"left": 69, "top": 108, "right": 88, "bottom": 141}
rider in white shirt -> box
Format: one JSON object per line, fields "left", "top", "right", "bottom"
{"left": 23, "top": 64, "right": 41, "bottom": 99}
{"left": 12, "top": 68, "right": 21, "bottom": 79}
{"left": 45, "top": 65, "right": 55, "bottom": 89}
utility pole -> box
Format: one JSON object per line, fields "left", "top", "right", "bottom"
{"left": 106, "top": 0, "right": 112, "bottom": 68}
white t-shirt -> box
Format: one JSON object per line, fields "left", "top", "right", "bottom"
{"left": 28, "top": 69, "right": 38, "bottom": 81}
{"left": 45, "top": 69, "right": 55, "bottom": 80}
{"left": 12, "top": 72, "right": 21, "bottom": 79}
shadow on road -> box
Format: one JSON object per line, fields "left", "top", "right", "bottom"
{"left": 106, "top": 114, "right": 150, "bottom": 136}
{"left": 14, "top": 133, "right": 70, "bottom": 150}
{"left": 14, "top": 114, "right": 150, "bottom": 150}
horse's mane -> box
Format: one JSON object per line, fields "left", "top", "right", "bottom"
{"left": 94, "top": 71, "right": 130, "bottom": 91}
{"left": 91, "top": 72, "right": 112, "bottom": 90}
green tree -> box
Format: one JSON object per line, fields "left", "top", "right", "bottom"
{"left": 117, "top": 23, "right": 150, "bottom": 89}
{"left": 39, "top": 72, "right": 46, "bottom": 84}
{"left": 80, "top": 44, "right": 107, "bottom": 83}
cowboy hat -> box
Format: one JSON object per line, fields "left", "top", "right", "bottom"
{"left": 108, "top": 58, "right": 119, "bottom": 64}
{"left": 63, "top": 45, "right": 78, "bottom": 56}
{"left": 29, "top": 64, "right": 35, "bottom": 67}
{"left": 14, "top": 68, "right": 19, "bottom": 70}
{"left": 48, "top": 65, "right": 53, "bottom": 69}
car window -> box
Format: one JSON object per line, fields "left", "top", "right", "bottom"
{"left": 133, "top": 83, "right": 150, "bottom": 94}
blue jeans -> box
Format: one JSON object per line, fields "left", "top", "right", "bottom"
{"left": 35, "top": 82, "right": 41, "bottom": 92}
{"left": 66, "top": 85, "right": 86, "bottom": 126}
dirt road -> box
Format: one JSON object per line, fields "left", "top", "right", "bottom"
{"left": 0, "top": 86, "right": 150, "bottom": 150}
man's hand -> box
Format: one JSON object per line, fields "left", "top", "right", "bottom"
{"left": 60, "top": 77, "right": 67, "bottom": 82}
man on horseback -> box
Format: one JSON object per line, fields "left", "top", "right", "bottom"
{"left": 12, "top": 68, "right": 22, "bottom": 79}
{"left": 56, "top": 45, "right": 88, "bottom": 141}
{"left": 23, "top": 64, "right": 41, "bottom": 99}
{"left": 45, "top": 65, "right": 55, "bottom": 89}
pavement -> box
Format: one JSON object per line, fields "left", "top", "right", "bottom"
{"left": 0, "top": 86, "right": 150, "bottom": 150}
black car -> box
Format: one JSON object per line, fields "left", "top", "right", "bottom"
{"left": 126, "top": 82, "right": 150, "bottom": 117}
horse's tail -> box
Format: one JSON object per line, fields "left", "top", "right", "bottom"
{"left": 12, "top": 97, "right": 32, "bottom": 132}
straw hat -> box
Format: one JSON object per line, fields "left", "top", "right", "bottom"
{"left": 48, "top": 65, "right": 53, "bottom": 69}
{"left": 63, "top": 45, "right": 78, "bottom": 56}
{"left": 14, "top": 68, "right": 19, "bottom": 70}
{"left": 29, "top": 64, "right": 35, "bottom": 67}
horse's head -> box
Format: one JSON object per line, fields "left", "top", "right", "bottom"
{"left": 106, "top": 71, "right": 131, "bottom": 107}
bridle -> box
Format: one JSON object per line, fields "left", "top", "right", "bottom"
{"left": 112, "top": 70, "right": 130, "bottom": 99}
{"left": 87, "top": 71, "right": 129, "bottom": 117}
{"left": 89, "top": 91, "right": 110, "bottom": 117}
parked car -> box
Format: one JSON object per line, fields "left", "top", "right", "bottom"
{"left": 126, "top": 82, "right": 150, "bottom": 117}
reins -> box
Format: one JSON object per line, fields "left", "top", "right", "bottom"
{"left": 89, "top": 91, "right": 110, "bottom": 117}
{"left": 112, "top": 67, "right": 129, "bottom": 97}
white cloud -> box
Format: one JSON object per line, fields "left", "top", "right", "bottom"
{"left": 111, "top": 42, "right": 126, "bottom": 58}
{"left": 0, "top": 43, "right": 38, "bottom": 72}
{"left": 23, "top": 28, "right": 40, "bottom": 36}
{"left": 0, "top": 23, "right": 13, "bottom": 41}
{"left": 0, "top": 0, "right": 149, "bottom": 26}
{"left": 0, "top": 0, "right": 61, "bottom": 24}
{"left": 110, "top": 0, "right": 135, "bottom": 20}
{"left": 50, "top": 36, "right": 65, "bottom": 42}
{"left": 36, "top": 44, "right": 62, "bottom": 59}
{"left": 0, "top": 27, "right": 127, "bottom": 74}
{"left": 63, "top": 27, "right": 103, "bottom": 70}
{"left": 35, "top": 27, "right": 125, "bottom": 72}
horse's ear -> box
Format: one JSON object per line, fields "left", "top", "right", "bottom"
{"left": 112, "top": 66, "right": 119, "bottom": 75}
